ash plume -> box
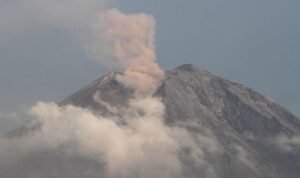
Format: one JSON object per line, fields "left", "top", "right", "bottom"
{"left": 91, "top": 9, "right": 165, "bottom": 97}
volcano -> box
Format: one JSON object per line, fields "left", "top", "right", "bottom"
{"left": 2, "top": 64, "right": 300, "bottom": 178}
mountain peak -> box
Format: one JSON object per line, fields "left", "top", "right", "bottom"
{"left": 5, "top": 64, "right": 300, "bottom": 178}
{"left": 174, "top": 64, "right": 209, "bottom": 73}
{"left": 171, "top": 64, "right": 215, "bottom": 79}
{"left": 175, "top": 64, "right": 197, "bottom": 71}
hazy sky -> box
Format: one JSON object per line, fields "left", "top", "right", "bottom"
{"left": 0, "top": 0, "right": 299, "bottom": 133}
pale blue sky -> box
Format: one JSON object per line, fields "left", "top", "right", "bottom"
{"left": 0, "top": 0, "right": 299, "bottom": 133}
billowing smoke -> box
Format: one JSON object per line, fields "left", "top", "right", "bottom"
{"left": 0, "top": 99, "right": 182, "bottom": 177}
{"left": 90, "top": 9, "right": 165, "bottom": 97}
{"left": 0, "top": 99, "right": 221, "bottom": 177}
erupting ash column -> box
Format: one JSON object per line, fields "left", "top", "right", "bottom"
{"left": 94, "top": 9, "right": 165, "bottom": 97}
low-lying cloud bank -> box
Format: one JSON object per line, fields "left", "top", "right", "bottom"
{"left": 1, "top": 98, "right": 180, "bottom": 176}
{"left": 0, "top": 98, "right": 222, "bottom": 177}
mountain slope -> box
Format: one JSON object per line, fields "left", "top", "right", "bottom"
{"left": 62, "top": 64, "right": 300, "bottom": 136}
{"left": 60, "top": 64, "right": 300, "bottom": 178}
{"left": 157, "top": 64, "right": 300, "bottom": 178}
{"left": 2, "top": 64, "right": 300, "bottom": 178}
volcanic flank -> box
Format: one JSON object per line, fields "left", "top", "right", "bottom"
{"left": 3, "top": 64, "right": 300, "bottom": 178}
{"left": 62, "top": 64, "right": 300, "bottom": 177}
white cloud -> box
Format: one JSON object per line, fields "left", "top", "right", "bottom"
{"left": 0, "top": 96, "right": 223, "bottom": 177}
{"left": 0, "top": 99, "right": 178, "bottom": 177}
{"left": 275, "top": 135, "right": 300, "bottom": 151}
{"left": 233, "top": 144, "right": 256, "bottom": 170}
